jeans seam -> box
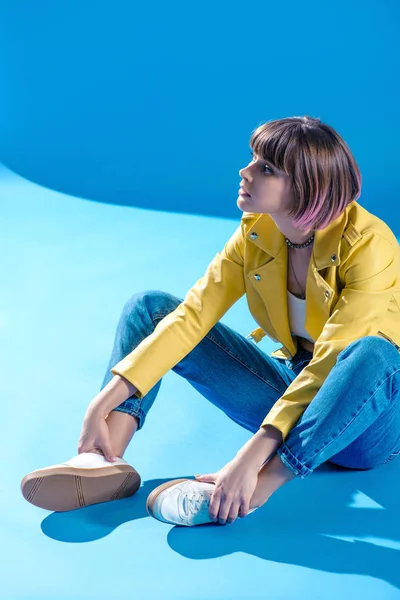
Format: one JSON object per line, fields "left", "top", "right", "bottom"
{"left": 113, "top": 404, "right": 146, "bottom": 426}
{"left": 277, "top": 445, "right": 310, "bottom": 478}
{"left": 206, "top": 332, "right": 287, "bottom": 395}
{"left": 305, "top": 366, "right": 400, "bottom": 464}
{"left": 152, "top": 312, "right": 307, "bottom": 395}
{"left": 152, "top": 312, "right": 287, "bottom": 395}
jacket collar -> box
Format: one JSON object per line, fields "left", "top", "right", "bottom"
{"left": 245, "top": 201, "right": 353, "bottom": 271}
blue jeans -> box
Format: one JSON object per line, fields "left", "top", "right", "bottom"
{"left": 100, "top": 290, "right": 400, "bottom": 479}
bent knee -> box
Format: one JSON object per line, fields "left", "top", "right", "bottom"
{"left": 122, "top": 289, "right": 183, "bottom": 319}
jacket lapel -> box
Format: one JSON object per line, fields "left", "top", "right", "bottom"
{"left": 244, "top": 203, "right": 353, "bottom": 355}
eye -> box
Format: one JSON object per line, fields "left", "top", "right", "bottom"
{"left": 249, "top": 150, "right": 273, "bottom": 174}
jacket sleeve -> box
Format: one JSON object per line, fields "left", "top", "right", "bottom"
{"left": 110, "top": 220, "right": 247, "bottom": 398}
{"left": 261, "top": 233, "right": 400, "bottom": 443}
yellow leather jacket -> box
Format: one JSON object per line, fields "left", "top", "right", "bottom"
{"left": 111, "top": 200, "right": 400, "bottom": 442}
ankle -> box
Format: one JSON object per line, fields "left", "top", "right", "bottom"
{"left": 250, "top": 486, "right": 271, "bottom": 510}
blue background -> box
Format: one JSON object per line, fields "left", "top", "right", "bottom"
{"left": 1, "top": 1, "right": 400, "bottom": 599}
{"left": 0, "top": 0, "right": 399, "bottom": 228}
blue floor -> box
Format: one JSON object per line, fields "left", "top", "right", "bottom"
{"left": 2, "top": 163, "right": 400, "bottom": 599}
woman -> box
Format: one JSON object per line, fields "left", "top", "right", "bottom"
{"left": 21, "top": 115, "right": 400, "bottom": 527}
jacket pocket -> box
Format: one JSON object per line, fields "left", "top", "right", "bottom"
{"left": 376, "top": 330, "right": 400, "bottom": 351}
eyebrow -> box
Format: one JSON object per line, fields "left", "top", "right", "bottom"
{"left": 253, "top": 153, "right": 277, "bottom": 171}
{"left": 252, "top": 150, "right": 271, "bottom": 164}
{"left": 254, "top": 153, "right": 288, "bottom": 178}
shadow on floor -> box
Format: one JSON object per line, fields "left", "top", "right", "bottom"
{"left": 40, "top": 459, "right": 400, "bottom": 589}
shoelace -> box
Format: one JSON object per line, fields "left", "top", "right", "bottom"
{"left": 182, "top": 491, "right": 210, "bottom": 516}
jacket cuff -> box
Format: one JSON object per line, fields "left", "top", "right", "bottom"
{"left": 110, "top": 362, "right": 144, "bottom": 399}
{"left": 260, "top": 406, "right": 295, "bottom": 444}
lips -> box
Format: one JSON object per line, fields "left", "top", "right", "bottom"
{"left": 240, "top": 185, "right": 251, "bottom": 195}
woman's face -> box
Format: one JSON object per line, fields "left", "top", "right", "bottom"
{"left": 238, "top": 150, "right": 295, "bottom": 218}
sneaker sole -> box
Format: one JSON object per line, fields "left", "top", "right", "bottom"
{"left": 145, "top": 478, "right": 190, "bottom": 519}
{"left": 21, "top": 464, "right": 141, "bottom": 512}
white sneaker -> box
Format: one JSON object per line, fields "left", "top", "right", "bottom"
{"left": 21, "top": 452, "right": 141, "bottom": 512}
{"left": 146, "top": 478, "right": 258, "bottom": 526}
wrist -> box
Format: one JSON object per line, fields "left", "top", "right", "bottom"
{"left": 87, "top": 375, "right": 137, "bottom": 419}
{"left": 235, "top": 427, "right": 283, "bottom": 470}
{"left": 86, "top": 401, "right": 106, "bottom": 420}
{"left": 258, "top": 425, "right": 283, "bottom": 444}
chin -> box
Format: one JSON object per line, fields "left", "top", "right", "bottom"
{"left": 237, "top": 196, "right": 252, "bottom": 207}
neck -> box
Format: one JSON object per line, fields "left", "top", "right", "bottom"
{"left": 270, "top": 215, "right": 314, "bottom": 246}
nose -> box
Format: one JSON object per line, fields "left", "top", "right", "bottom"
{"left": 239, "top": 161, "right": 253, "bottom": 180}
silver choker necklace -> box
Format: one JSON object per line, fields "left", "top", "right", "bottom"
{"left": 285, "top": 233, "right": 315, "bottom": 249}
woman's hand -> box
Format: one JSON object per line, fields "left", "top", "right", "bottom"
{"left": 194, "top": 456, "right": 260, "bottom": 525}
{"left": 77, "top": 408, "right": 117, "bottom": 463}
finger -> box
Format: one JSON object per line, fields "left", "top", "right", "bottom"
{"left": 101, "top": 441, "right": 116, "bottom": 462}
{"left": 238, "top": 501, "right": 251, "bottom": 519}
{"left": 217, "top": 498, "right": 233, "bottom": 525}
{"left": 208, "top": 491, "right": 221, "bottom": 522}
{"left": 226, "top": 501, "right": 241, "bottom": 524}
{"left": 195, "top": 473, "right": 215, "bottom": 483}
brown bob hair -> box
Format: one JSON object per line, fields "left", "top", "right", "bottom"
{"left": 249, "top": 115, "right": 362, "bottom": 231}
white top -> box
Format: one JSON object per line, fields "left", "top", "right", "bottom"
{"left": 287, "top": 290, "right": 314, "bottom": 343}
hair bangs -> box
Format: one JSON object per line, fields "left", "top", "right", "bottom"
{"left": 248, "top": 116, "right": 362, "bottom": 231}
